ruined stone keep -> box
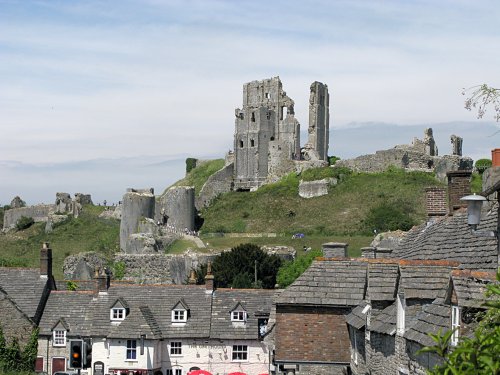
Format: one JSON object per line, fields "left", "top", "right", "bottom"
{"left": 234, "top": 77, "right": 329, "bottom": 190}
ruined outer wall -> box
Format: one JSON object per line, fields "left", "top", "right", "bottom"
{"left": 196, "top": 163, "right": 234, "bottom": 210}
{"left": 161, "top": 186, "right": 195, "bottom": 231}
{"left": 3, "top": 204, "right": 54, "bottom": 229}
{"left": 119, "top": 189, "right": 155, "bottom": 252}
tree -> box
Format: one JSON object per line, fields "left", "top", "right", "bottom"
{"left": 194, "top": 243, "right": 282, "bottom": 289}
{"left": 463, "top": 84, "right": 500, "bottom": 122}
{"left": 277, "top": 249, "right": 322, "bottom": 288}
{"left": 419, "top": 271, "right": 500, "bottom": 374}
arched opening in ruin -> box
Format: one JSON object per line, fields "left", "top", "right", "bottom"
{"left": 239, "top": 140, "right": 244, "bottom": 148}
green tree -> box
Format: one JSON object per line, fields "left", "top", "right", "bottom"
{"left": 15, "top": 216, "right": 34, "bottom": 231}
{"left": 277, "top": 249, "right": 322, "bottom": 288}
{"left": 195, "top": 243, "right": 282, "bottom": 289}
{"left": 419, "top": 272, "right": 500, "bottom": 374}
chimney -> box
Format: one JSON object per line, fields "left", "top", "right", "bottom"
{"left": 322, "top": 242, "right": 348, "bottom": 258}
{"left": 40, "top": 242, "right": 52, "bottom": 278}
{"left": 425, "top": 187, "right": 448, "bottom": 218}
{"left": 447, "top": 170, "right": 472, "bottom": 214}
{"left": 188, "top": 269, "right": 197, "bottom": 285}
{"left": 95, "top": 268, "right": 109, "bottom": 294}
{"left": 205, "top": 261, "right": 215, "bottom": 294}
{"left": 492, "top": 148, "right": 500, "bottom": 167}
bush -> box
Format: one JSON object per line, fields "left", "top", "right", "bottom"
{"left": 363, "top": 200, "right": 416, "bottom": 233}
{"left": 15, "top": 216, "right": 34, "bottom": 231}
{"left": 112, "top": 261, "right": 126, "bottom": 280}
{"left": 185, "top": 158, "right": 198, "bottom": 174}
{"left": 277, "top": 249, "right": 323, "bottom": 288}
{"left": 328, "top": 155, "right": 340, "bottom": 165}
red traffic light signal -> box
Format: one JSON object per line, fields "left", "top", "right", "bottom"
{"left": 69, "top": 340, "right": 83, "bottom": 369}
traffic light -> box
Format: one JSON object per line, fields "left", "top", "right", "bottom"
{"left": 83, "top": 338, "right": 92, "bottom": 368}
{"left": 69, "top": 340, "right": 83, "bottom": 369}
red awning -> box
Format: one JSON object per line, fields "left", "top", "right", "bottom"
{"left": 188, "top": 371, "right": 213, "bottom": 375}
{"left": 228, "top": 372, "right": 247, "bottom": 375}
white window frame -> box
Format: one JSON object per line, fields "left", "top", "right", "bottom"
{"left": 167, "top": 369, "right": 182, "bottom": 375}
{"left": 110, "top": 307, "right": 125, "bottom": 321}
{"left": 451, "top": 305, "right": 460, "bottom": 346}
{"left": 170, "top": 341, "right": 182, "bottom": 356}
{"left": 397, "top": 293, "right": 406, "bottom": 335}
{"left": 232, "top": 345, "right": 248, "bottom": 361}
{"left": 231, "top": 311, "right": 247, "bottom": 322}
{"left": 171, "top": 309, "right": 187, "bottom": 323}
{"left": 126, "top": 339, "right": 137, "bottom": 360}
{"left": 52, "top": 329, "right": 66, "bottom": 347}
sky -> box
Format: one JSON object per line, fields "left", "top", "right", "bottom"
{"left": 1, "top": 0, "right": 499, "bottom": 204}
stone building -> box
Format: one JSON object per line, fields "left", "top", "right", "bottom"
{"left": 234, "top": 77, "right": 329, "bottom": 191}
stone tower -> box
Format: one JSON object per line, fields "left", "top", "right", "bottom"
{"left": 306, "top": 81, "right": 330, "bottom": 161}
{"left": 234, "top": 77, "right": 300, "bottom": 190}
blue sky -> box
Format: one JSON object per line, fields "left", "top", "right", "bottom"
{"left": 1, "top": 0, "right": 499, "bottom": 204}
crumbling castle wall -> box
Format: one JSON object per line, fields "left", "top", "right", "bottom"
{"left": 3, "top": 204, "right": 54, "bottom": 229}
{"left": 196, "top": 163, "right": 234, "bottom": 210}
{"left": 157, "top": 186, "right": 195, "bottom": 231}
{"left": 119, "top": 188, "right": 155, "bottom": 253}
{"left": 305, "top": 81, "right": 330, "bottom": 161}
{"left": 336, "top": 129, "right": 473, "bottom": 181}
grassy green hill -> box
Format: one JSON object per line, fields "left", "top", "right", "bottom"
{"left": 0, "top": 162, "right": 448, "bottom": 278}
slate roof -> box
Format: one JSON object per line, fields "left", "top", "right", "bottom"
{"left": 404, "top": 301, "right": 450, "bottom": 347}
{"left": 211, "top": 289, "right": 275, "bottom": 340}
{"left": 276, "top": 260, "right": 367, "bottom": 306}
{"left": 370, "top": 302, "right": 396, "bottom": 335}
{"left": 367, "top": 262, "right": 399, "bottom": 302}
{"left": 345, "top": 301, "right": 368, "bottom": 329}
{"left": 450, "top": 270, "right": 498, "bottom": 307}
{"left": 390, "top": 206, "right": 498, "bottom": 271}
{"left": 399, "top": 262, "right": 457, "bottom": 300}
{"left": 0, "top": 267, "right": 51, "bottom": 320}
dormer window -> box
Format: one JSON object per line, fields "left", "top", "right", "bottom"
{"left": 52, "top": 329, "right": 66, "bottom": 347}
{"left": 172, "top": 309, "right": 187, "bottom": 323}
{"left": 171, "top": 299, "right": 190, "bottom": 324}
{"left": 111, "top": 307, "right": 126, "bottom": 321}
{"left": 232, "top": 311, "right": 247, "bottom": 322}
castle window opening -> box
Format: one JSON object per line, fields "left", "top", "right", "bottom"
{"left": 239, "top": 140, "right": 244, "bottom": 148}
{"left": 270, "top": 136, "right": 275, "bottom": 141}
{"left": 265, "top": 92, "right": 271, "bottom": 99}
{"left": 280, "top": 106, "right": 287, "bottom": 120}
{"left": 266, "top": 112, "right": 271, "bottom": 120}
{"left": 250, "top": 139, "right": 255, "bottom": 147}
{"left": 251, "top": 112, "right": 255, "bottom": 122}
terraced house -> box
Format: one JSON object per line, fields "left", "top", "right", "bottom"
{"left": 35, "top": 263, "right": 274, "bottom": 375}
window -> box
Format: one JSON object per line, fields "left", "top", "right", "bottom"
{"left": 111, "top": 307, "right": 125, "bottom": 321}
{"left": 167, "top": 370, "right": 182, "bottom": 375}
{"left": 232, "top": 311, "right": 246, "bottom": 322}
{"left": 52, "top": 329, "right": 66, "bottom": 347}
{"left": 232, "top": 345, "right": 248, "bottom": 361}
{"left": 172, "top": 309, "right": 187, "bottom": 323}
{"left": 170, "top": 341, "right": 182, "bottom": 355}
{"left": 250, "top": 139, "right": 255, "bottom": 147}
{"left": 176, "top": 370, "right": 182, "bottom": 375}
{"left": 126, "top": 339, "right": 137, "bottom": 360}
{"left": 251, "top": 112, "right": 255, "bottom": 122}
{"left": 451, "top": 305, "right": 460, "bottom": 346}
{"left": 239, "top": 140, "right": 244, "bottom": 148}
{"left": 265, "top": 92, "right": 271, "bottom": 99}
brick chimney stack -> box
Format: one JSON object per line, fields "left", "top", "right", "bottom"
{"left": 95, "top": 268, "right": 109, "bottom": 294}
{"left": 205, "top": 261, "right": 214, "bottom": 294}
{"left": 447, "top": 171, "right": 472, "bottom": 214}
{"left": 40, "top": 242, "right": 52, "bottom": 278}
{"left": 425, "top": 187, "right": 448, "bottom": 218}
{"left": 188, "top": 269, "right": 197, "bottom": 285}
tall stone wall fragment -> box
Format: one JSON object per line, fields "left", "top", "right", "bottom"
{"left": 119, "top": 188, "right": 155, "bottom": 253}
{"left": 158, "top": 186, "right": 195, "bottom": 231}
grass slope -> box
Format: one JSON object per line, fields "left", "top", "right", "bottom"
{"left": 200, "top": 167, "right": 443, "bottom": 236}
{"left": 0, "top": 205, "right": 119, "bottom": 279}
{"left": 164, "top": 159, "right": 225, "bottom": 196}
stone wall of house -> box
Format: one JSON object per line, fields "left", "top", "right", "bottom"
{"left": 0, "top": 296, "right": 35, "bottom": 347}
{"left": 196, "top": 162, "right": 234, "bottom": 210}
{"left": 349, "top": 328, "right": 367, "bottom": 375}
{"left": 366, "top": 332, "right": 397, "bottom": 375}
{"left": 275, "top": 305, "right": 351, "bottom": 364}
{"left": 406, "top": 339, "right": 443, "bottom": 375}
{"left": 291, "top": 364, "right": 347, "bottom": 375}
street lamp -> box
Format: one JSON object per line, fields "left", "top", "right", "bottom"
{"left": 460, "top": 194, "right": 496, "bottom": 236}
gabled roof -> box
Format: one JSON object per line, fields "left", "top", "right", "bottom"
{"left": 51, "top": 317, "right": 70, "bottom": 332}
{"left": 172, "top": 298, "right": 190, "bottom": 311}
{"left": 404, "top": 300, "right": 450, "bottom": 347}
{"left": 110, "top": 297, "right": 129, "bottom": 310}
{"left": 345, "top": 301, "right": 368, "bottom": 330}
{"left": 211, "top": 289, "right": 275, "bottom": 340}
{"left": 367, "top": 262, "right": 399, "bottom": 302}
{"left": 370, "top": 302, "right": 396, "bottom": 335}
{"left": 276, "top": 260, "right": 367, "bottom": 306}
{"left": 0, "top": 267, "right": 51, "bottom": 320}
{"left": 448, "top": 270, "right": 497, "bottom": 307}
{"left": 230, "top": 301, "right": 246, "bottom": 312}
{"left": 390, "top": 205, "right": 498, "bottom": 270}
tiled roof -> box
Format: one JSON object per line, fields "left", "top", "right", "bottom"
{"left": 450, "top": 270, "right": 498, "bottom": 307}
{"left": 0, "top": 267, "right": 50, "bottom": 320}
{"left": 390, "top": 206, "right": 498, "bottom": 270}
{"left": 367, "top": 262, "right": 398, "bottom": 301}
{"left": 211, "top": 289, "right": 275, "bottom": 340}
{"left": 276, "top": 260, "right": 367, "bottom": 306}
{"left": 345, "top": 302, "right": 367, "bottom": 329}
{"left": 370, "top": 302, "right": 396, "bottom": 335}
{"left": 404, "top": 301, "right": 450, "bottom": 347}
{"left": 399, "top": 264, "right": 454, "bottom": 300}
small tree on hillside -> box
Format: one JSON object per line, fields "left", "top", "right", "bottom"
{"left": 193, "top": 243, "right": 282, "bottom": 289}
